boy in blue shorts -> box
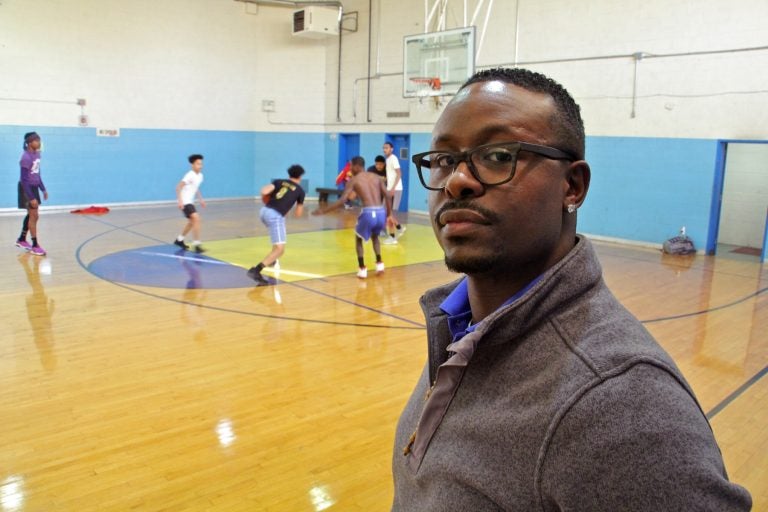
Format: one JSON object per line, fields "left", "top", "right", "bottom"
{"left": 16, "top": 132, "right": 48, "bottom": 256}
{"left": 247, "top": 165, "right": 306, "bottom": 285}
{"left": 313, "top": 156, "right": 392, "bottom": 278}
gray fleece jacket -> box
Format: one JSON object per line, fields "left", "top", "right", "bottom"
{"left": 392, "top": 236, "right": 751, "bottom": 511}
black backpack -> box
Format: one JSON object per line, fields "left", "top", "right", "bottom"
{"left": 663, "top": 228, "right": 696, "bottom": 255}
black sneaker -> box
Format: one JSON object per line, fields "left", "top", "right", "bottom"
{"left": 174, "top": 239, "right": 189, "bottom": 250}
{"left": 247, "top": 266, "right": 269, "bottom": 285}
{"left": 194, "top": 245, "right": 206, "bottom": 254}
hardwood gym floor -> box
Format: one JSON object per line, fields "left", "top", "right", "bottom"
{"left": 1, "top": 199, "right": 766, "bottom": 510}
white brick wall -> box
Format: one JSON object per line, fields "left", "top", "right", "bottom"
{"left": 0, "top": 0, "right": 329, "bottom": 131}
{"left": 719, "top": 144, "right": 768, "bottom": 248}
{"left": 327, "top": 0, "right": 768, "bottom": 137}
{"left": 1, "top": 0, "right": 766, "bottom": 138}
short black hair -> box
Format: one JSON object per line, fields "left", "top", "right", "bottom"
{"left": 350, "top": 156, "right": 365, "bottom": 167}
{"left": 188, "top": 154, "right": 203, "bottom": 164}
{"left": 288, "top": 164, "right": 305, "bottom": 179}
{"left": 383, "top": 142, "right": 394, "bottom": 149}
{"left": 374, "top": 155, "right": 386, "bottom": 163}
{"left": 459, "top": 67, "right": 585, "bottom": 160}
{"left": 23, "top": 131, "right": 40, "bottom": 149}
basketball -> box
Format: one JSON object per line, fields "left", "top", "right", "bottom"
{"left": 261, "top": 193, "right": 271, "bottom": 204}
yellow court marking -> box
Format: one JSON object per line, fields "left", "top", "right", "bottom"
{"left": 202, "top": 224, "right": 444, "bottom": 282}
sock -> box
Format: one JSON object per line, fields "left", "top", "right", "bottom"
{"left": 358, "top": 257, "right": 365, "bottom": 268}
{"left": 19, "top": 215, "right": 29, "bottom": 240}
{"left": 396, "top": 224, "right": 402, "bottom": 230}
{"left": 254, "top": 262, "right": 265, "bottom": 273}
{"left": 390, "top": 233, "right": 396, "bottom": 239}
{"left": 193, "top": 240, "right": 201, "bottom": 246}
{"left": 32, "top": 237, "right": 38, "bottom": 247}
{"left": 376, "top": 254, "right": 382, "bottom": 263}
{"left": 176, "top": 235, "right": 184, "bottom": 242}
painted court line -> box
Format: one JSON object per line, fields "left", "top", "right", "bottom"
{"left": 75, "top": 219, "right": 424, "bottom": 330}
{"left": 135, "top": 251, "right": 231, "bottom": 265}
{"left": 706, "top": 364, "right": 768, "bottom": 420}
{"left": 287, "top": 280, "right": 426, "bottom": 328}
{"left": 262, "top": 268, "right": 326, "bottom": 279}
{"left": 85, "top": 215, "right": 171, "bottom": 245}
{"left": 642, "top": 285, "right": 768, "bottom": 324}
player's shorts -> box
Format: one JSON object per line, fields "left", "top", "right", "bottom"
{"left": 391, "top": 190, "right": 403, "bottom": 211}
{"left": 182, "top": 204, "right": 197, "bottom": 219}
{"left": 260, "top": 206, "right": 286, "bottom": 245}
{"left": 355, "top": 207, "right": 386, "bottom": 241}
{"left": 18, "top": 182, "right": 41, "bottom": 209}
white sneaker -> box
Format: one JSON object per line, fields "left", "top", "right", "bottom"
{"left": 375, "top": 262, "right": 385, "bottom": 274}
{"left": 381, "top": 237, "right": 398, "bottom": 245}
{"left": 357, "top": 267, "right": 368, "bottom": 279}
{"left": 396, "top": 226, "right": 407, "bottom": 238}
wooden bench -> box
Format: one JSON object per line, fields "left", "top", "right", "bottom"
{"left": 316, "top": 187, "right": 343, "bottom": 203}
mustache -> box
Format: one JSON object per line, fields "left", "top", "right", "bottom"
{"left": 434, "top": 200, "right": 499, "bottom": 226}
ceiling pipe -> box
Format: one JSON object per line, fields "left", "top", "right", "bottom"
{"left": 234, "top": 0, "right": 342, "bottom": 8}
{"left": 366, "top": 0, "right": 372, "bottom": 122}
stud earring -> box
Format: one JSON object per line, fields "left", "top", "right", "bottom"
{"left": 567, "top": 204, "right": 577, "bottom": 214}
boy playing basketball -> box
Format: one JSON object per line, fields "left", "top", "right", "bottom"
{"left": 16, "top": 132, "right": 48, "bottom": 256}
{"left": 382, "top": 141, "right": 406, "bottom": 244}
{"left": 247, "top": 164, "right": 306, "bottom": 285}
{"left": 313, "top": 156, "right": 391, "bottom": 278}
{"left": 173, "top": 154, "right": 206, "bottom": 253}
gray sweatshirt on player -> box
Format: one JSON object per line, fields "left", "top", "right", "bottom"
{"left": 392, "top": 236, "right": 751, "bottom": 511}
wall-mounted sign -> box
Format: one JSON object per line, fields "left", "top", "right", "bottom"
{"left": 97, "top": 128, "right": 120, "bottom": 137}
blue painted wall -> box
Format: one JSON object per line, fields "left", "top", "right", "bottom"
{"left": 340, "top": 132, "right": 434, "bottom": 213}
{"left": 407, "top": 132, "right": 434, "bottom": 213}
{"left": 405, "top": 134, "right": 719, "bottom": 248}
{"left": 359, "top": 134, "right": 385, "bottom": 169}
{"left": 0, "top": 126, "right": 325, "bottom": 207}
{"left": 579, "top": 137, "right": 719, "bottom": 248}
{"left": 253, "top": 131, "right": 325, "bottom": 193}
{"left": 1, "top": 124, "right": 721, "bottom": 250}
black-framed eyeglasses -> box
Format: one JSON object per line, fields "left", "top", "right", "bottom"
{"left": 411, "top": 141, "right": 576, "bottom": 191}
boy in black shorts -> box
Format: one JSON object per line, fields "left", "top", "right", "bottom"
{"left": 173, "top": 154, "right": 206, "bottom": 253}
{"left": 16, "top": 132, "right": 48, "bottom": 256}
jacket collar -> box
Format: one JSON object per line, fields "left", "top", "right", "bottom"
{"left": 419, "top": 236, "right": 603, "bottom": 384}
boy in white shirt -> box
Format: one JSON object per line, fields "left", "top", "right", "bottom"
{"left": 173, "top": 154, "right": 206, "bottom": 253}
{"left": 382, "top": 142, "right": 406, "bottom": 244}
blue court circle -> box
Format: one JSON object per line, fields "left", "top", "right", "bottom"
{"left": 88, "top": 244, "right": 255, "bottom": 289}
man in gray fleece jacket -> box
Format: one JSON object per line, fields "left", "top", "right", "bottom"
{"left": 392, "top": 67, "right": 751, "bottom": 511}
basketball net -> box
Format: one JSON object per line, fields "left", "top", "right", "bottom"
{"left": 411, "top": 77, "right": 442, "bottom": 109}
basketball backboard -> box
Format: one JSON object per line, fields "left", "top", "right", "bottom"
{"left": 403, "top": 26, "right": 475, "bottom": 98}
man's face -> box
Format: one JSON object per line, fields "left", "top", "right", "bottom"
{"left": 191, "top": 159, "right": 203, "bottom": 172}
{"left": 375, "top": 161, "right": 385, "bottom": 171}
{"left": 428, "top": 81, "right": 571, "bottom": 275}
{"left": 382, "top": 144, "right": 393, "bottom": 157}
{"left": 28, "top": 138, "right": 41, "bottom": 151}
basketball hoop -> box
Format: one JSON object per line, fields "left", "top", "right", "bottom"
{"left": 410, "top": 77, "right": 442, "bottom": 108}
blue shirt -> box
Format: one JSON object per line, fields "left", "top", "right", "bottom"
{"left": 440, "top": 276, "right": 542, "bottom": 343}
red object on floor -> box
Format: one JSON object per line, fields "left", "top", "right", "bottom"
{"left": 731, "top": 246, "right": 761, "bottom": 256}
{"left": 70, "top": 206, "right": 110, "bottom": 215}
